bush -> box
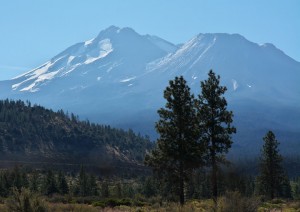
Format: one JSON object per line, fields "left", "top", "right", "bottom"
{"left": 70, "top": 196, "right": 99, "bottom": 204}
{"left": 118, "top": 198, "right": 132, "bottom": 206}
{"left": 91, "top": 201, "right": 105, "bottom": 208}
{"left": 46, "top": 194, "right": 69, "bottom": 204}
{"left": 5, "top": 187, "right": 48, "bottom": 212}
{"left": 270, "top": 198, "right": 285, "bottom": 204}
{"left": 218, "top": 191, "right": 260, "bottom": 212}
{"left": 105, "top": 198, "right": 119, "bottom": 207}
{"left": 289, "top": 201, "right": 300, "bottom": 210}
{"left": 104, "top": 198, "right": 132, "bottom": 207}
{"left": 91, "top": 198, "right": 133, "bottom": 208}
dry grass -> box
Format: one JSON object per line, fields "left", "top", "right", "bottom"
{"left": 48, "top": 203, "right": 101, "bottom": 212}
{"left": 0, "top": 204, "right": 6, "bottom": 211}
{"left": 1, "top": 197, "right": 300, "bottom": 212}
{"left": 258, "top": 200, "right": 300, "bottom": 212}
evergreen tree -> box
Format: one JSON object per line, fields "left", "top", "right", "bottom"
{"left": 197, "top": 70, "right": 236, "bottom": 204}
{"left": 101, "top": 181, "right": 110, "bottom": 198}
{"left": 21, "top": 172, "right": 29, "bottom": 188}
{"left": 78, "top": 165, "right": 88, "bottom": 196}
{"left": 143, "top": 177, "right": 157, "bottom": 198}
{"left": 145, "top": 76, "right": 203, "bottom": 205}
{"left": 291, "top": 177, "right": 300, "bottom": 199}
{"left": 43, "top": 170, "right": 58, "bottom": 196}
{"left": 256, "top": 131, "right": 291, "bottom": 199}
{"left": 57, "top": 171, "right": 69, "bottom": 195}
{"left": 87, "top": 174, "right": 98, "bottom": 196}
{"left": 29, "top": 171, "right": 39, "bottom": 193}
{"left": 114, "top": 182, "right": 122, "bottom": 198}
{"left": 10, "top": 166, "right": 23, "bottom": 190}
{"left": 123, "top": 183, "right": 135, "bottom": 198}
{"left": 0, "top": 171, "right": 10, "bottom": 197}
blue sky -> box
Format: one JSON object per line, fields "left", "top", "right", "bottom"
{"left": 0, "top": 0, "right": 299, "bottom": 80}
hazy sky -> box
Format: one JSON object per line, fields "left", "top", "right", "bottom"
{"left": 0, "top": 0, "right": 299, "bottom": 80}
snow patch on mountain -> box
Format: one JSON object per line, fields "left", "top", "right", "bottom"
{"left": 120, "top": 76, "right": 136, "bottom": 83}
{"left": 61, "top": 64, "right": 81, "bottom": 76}
{"left": 19, "top": 69, "right": 60, "bottom": 92}
{"left": 84, "top": 39, "right": 113, "bottom": 64}
{"left": 12, "top": 61, "right": 55, "bottom": 91}
{"left": 67, "top": 56, "right": 75, "bottom": 65}
{"left": 11, "top": 37, "right": 115, "bottom": 92}
{"left": 189, "top": 36, "right": 216, "bottom": 69}
{"left": 84, "top": 38, "right": 95, "bottom": 46}
{"left": 232, "top": 79, "right": 238, "bottom": 91}
{"left": 146, "top": 34, "right": 217, "bottom": 73}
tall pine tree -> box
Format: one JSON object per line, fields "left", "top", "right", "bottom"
{"left": 256, "top": 131, "right": 291, "bottom": 199}
{"left": 57, "top": 171, "right": 69, "bottom": 195}
{"left": 197, "top": 70, "right": 236, "bottom": 204}
{"left": 78, "top": 165, "right": 88, "bottom": 196}
{"left": 43, "top": 170, "right": 58, "bottom": 196}
{"left": 145, "top": 76, "right": 203, "bottom": 205}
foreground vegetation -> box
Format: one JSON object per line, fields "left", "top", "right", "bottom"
{"left": 0, "top": 190, "right": 300, "bottom": 211}
{"left": 1, "top": 158, "right": 300, "bottom": 211}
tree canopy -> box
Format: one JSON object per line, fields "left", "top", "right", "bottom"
{"left": 145, "top": 76, "right": 203, "bottom": 205}
{"left": 146, "top": 71, "right": 235, "bottom": 205}
{"left": 256, "top": 131, "right": 291, "bottom": 199}
{"left": 197, "top": 70, "right": 236, "bottom": 203}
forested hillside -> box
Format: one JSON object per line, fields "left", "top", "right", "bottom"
{"left": 0, "top": 99, "right": 153, "bottom": 173}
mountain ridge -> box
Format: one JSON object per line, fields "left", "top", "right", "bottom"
{"left": 0, "top": 26, "right": 299, "bottom": 156}
{"left": 0, "top": 99, "right": 153, "bottom": 172}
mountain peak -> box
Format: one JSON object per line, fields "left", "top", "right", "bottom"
{"left": 96, "top": 26, "right": 138, "bottom": 39}
{"left": 102, "top": 25, "right": 120, "bottom": 33}
{"left": 260, "top": 42, "right": 277, "bottom": 49}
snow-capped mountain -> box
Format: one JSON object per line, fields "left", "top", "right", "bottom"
{"left": 9, "top": 26, "right": 173, "bottom": 93}
{"left": 1, "top": 26, "right": 299, "bottom": 156}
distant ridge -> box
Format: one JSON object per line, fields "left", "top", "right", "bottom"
{"left": 0, "top": 99, "right": 153, "bottom": 172}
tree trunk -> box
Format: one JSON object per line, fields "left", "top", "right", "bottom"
{"left": 212, "top": 152, "right": 218, "bottom": 205}
{"left": 179, "top": 163, "right": 185, "bottom": 205}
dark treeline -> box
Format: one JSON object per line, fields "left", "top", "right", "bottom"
{"left": 0, "top": 165, "right": 105, "bottom": 198}
{"left": 1, "top": 164, "right": 300, "bottom": 202}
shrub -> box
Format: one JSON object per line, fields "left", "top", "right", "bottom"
{"left": 105, "top": 198, "right": 119, "bottom": 207}
{"left": 289, "top": 201, "right": 300, "bottom": 210}
{"left": 5, "top": 187, "right": 48, "bottom": 212}
{"left": 118, "top": 198, "right": 132, "bottom": 206}
{"left": 91, "top": 201, "right": 105, "bottom": 208}
{"left": 103, "top": 198, "right": 132, "bottom": 207}
{"left": 218, "top": 191, "right": 260, "bottom": 212}
{"left": 270, "top": 198, "right": 285, "bottom": 204}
